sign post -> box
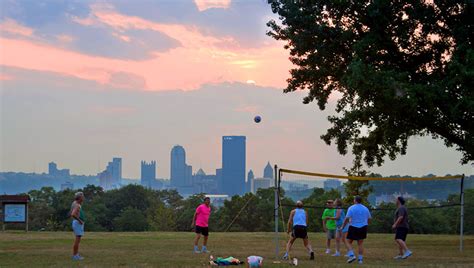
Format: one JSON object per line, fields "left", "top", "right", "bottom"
{"left": 0, "top": 195, "right": 30, "bottom": 232}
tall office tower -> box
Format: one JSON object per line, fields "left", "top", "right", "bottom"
{"left": 222, "top": 136, "right": 246, "bottom": 196}
{"left": 141, "top": 161, "right": 156, "bottom": 188}
{"left": 170, "top": 145, "right": 192, "bottom": 192}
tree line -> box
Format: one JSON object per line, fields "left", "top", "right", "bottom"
{"left": 3, "top": 184, "right": 473, "bottom": 234}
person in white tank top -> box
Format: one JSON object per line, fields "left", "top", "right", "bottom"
{"left": 283, "top": 200, "right": 315, "bottom": 261}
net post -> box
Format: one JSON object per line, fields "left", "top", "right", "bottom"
{"left": 274, "top": 165, "right": 279, "bottom": 260}
{"left": 460, "top": 174, "right": 465, "bottom": 252}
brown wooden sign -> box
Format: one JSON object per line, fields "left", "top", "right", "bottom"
{"left": 0, "top": 195, "right": 30, "bottom": 231}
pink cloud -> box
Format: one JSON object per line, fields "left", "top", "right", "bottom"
{"left": 111, "top": 32, "right": 131, "bottom": 42}
{"left": 0, "top": 73, "right": 14, "bottom": 81}
{"left": 1, "top": 5, "right": 292, "bottom": 91}
{"left": 0, "top": 19, "right": 34, "bottom": 37}
{"left": 194, "top": 0, "right": 232, "bottom": 12}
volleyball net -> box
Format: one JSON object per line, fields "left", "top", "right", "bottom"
{"left": 272, "top": 166, "right": 467, "bottom": 258}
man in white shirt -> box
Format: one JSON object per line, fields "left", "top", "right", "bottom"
{"left": 341, "top": 196, "right": 372, "bottom": 264}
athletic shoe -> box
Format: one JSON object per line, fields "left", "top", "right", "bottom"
{"left": 393, "top": 255, "right": 403, "bottom": 260}
{"left": 402, "top": 250, "right": 412, "bottom": 259}
{"left": 282, "top": 252, "right": 289, "bottom": 260}
{"left": 332, "top": 252, "right": 340, "bottom": 257}
{"left": 358, "top": 260, "right": 363, "bottom": 264}
{"left": 201, "top": 248, "right": 210, "bottom": 253}
{"left": 310, "top": 252, "right": 315, "bottom": 260}
{"left": 72, "top": 255, "right": 84, "bottom": 261}
{"left": 347, "top": 256, "right": 357, "bottom": 263}
{"left": 325, "top": 249, "right": 331, "bottom": 254}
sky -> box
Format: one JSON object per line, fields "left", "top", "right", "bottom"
{"left": 0, "top": 0, "right": 471, "bottom": 179}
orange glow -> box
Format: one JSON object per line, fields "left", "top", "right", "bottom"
{"left": 1, "top": 5, "right": 292, "bottom": 90}
{"left": 194, "top": 0, "right": 232, "bottom": 11}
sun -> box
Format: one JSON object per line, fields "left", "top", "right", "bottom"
{"left": 246, "top": 80, "right": 256, "bottom": 85}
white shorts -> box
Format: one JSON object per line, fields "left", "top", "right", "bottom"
{"left": 72, "top": 220, "right": 84, "bottom": 237}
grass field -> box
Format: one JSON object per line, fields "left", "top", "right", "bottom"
{"left": 0, "top": 232, "right": 473, "bottom": 267}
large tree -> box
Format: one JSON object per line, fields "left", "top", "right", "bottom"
{"left": 268, "top": 1, "right": 473, "bottom": 168}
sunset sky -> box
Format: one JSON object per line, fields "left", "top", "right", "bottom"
{"left": 1, "top": 0, "right": 471, "bottom": 179}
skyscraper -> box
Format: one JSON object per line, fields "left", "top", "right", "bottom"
{"left": 170, "top": 145, "right": 192, "bottom": 193}
{"left": 222, "top": 136, "right": 246, "bottom": 196}
{"left": 110, "top": 157, "right": 122, "bottom": 186}
{"left": 141, "top": 161, "right": 156, "bottom": 188}
{"left": 48, "top": 162, "right": 70, "bottom": 178}
{"left": 247, "top": 170, "right": 255, "bottom": 193}
{"left": 48, "top": 162, "right": 57, "bottom": 175}
{"left": 263, "top": 162, "right": 273, "bottom": 179}
{"left": 99, "top": 157, "right": 122, "bottom": 190}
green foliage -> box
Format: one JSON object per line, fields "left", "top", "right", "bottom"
{"left": 267, "top": 1, "right": 474, "bottom": 168}
{"left": 113, "top": 207, "right": 148, "bottom": 232}
{"left": 23, "top": 185, "right": 473, "bottom": 234}
{"left": 342, "top": 165, "right": 373, "bottom": 205}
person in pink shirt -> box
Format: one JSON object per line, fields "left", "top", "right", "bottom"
{"left": 191, "top": 196, "right": 211, "bottom": 253}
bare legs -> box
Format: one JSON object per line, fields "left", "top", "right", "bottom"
{"left": 203, "top": 235, "right": 208, "bottom": 246}
{"left": 194, "top": 233, "right": 201, "bottom": 246}
{"left": 335, "top": 231, "right": 341, "bottom": 254}
{"left": 343, "top": 232, "right": 350, "bottom": 252}
{"left": 303, "top": 238, "right": 313, "bottom": 254}
{"left": 73, "top": 236, "right": 81, "bottom": 256}
{"left": 326, "top": 238, "right": 331, "bottom": 251}
{"left": 286, "top": 237, "right": 297, "bottom": 254}
{"left": 357, "top": 240, "right": 364, "bottom": 256}
{"left": 395, "top": 239, "right": 408, "bottom": 255}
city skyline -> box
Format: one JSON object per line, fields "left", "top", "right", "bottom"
{"left": 1, "top": 1, "right": 472, "bottom": 180}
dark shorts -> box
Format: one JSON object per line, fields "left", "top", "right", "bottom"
{"left": 395, "top": 227, "right": 408, "bottom": 241}
{"left": 292, "top": 225, "right": 308, "bottom": 239}
{"left": 195, "top": 225, "right": 209, "bottom": 236}
{"left": 347, "top": 225, "right": 368, "bottom": 241}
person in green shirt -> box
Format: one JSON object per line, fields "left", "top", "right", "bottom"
{"left": 322, "top": 200, "right": 336, "bottom": 254}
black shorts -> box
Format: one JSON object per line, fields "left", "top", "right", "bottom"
{"left": 195, "top": 226, "right": 209, "bottom": 236}
{"left": 347, "top": 226, "right": 368, "bottom": 241}
{"left": 291, "top": 225, "right": 308, "bottom": 239}
{"left": 395, "top": 227, "right": 408, "bottom": 241}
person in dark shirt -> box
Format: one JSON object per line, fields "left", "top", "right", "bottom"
{"left": 392, "top": 196, "right": 412, "bottom": 260}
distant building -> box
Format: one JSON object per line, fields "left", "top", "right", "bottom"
{"left": 263, "top": 162, "right": 273, "bottom": 179}
{"left": 48, "top": 162, "right": 57, "bottom": 175}
{"left": 110, "top": 158, "right": 122, "bottom": 186}
{"left": 324, "top": 179, "right": 342, "bottom": 191}
{"left": 61, "top": 181, "right": 74, "bottom": 191}
{"left": 98, "top": 157, "right": 122, "bottom": 191}
{"left": 288, "top": 183, "right": 309, "bottom": 192}
{"left": 141, "top": 161, "right": 156, "bottom": 188}
{"left": 98, "top": 170, "right": 112, "bottom": 190}
{"left": 170, "top": 145, "right": 193, "bottom": 194}
{"left": 216, "top": 168, "right": 223, "bottom": 193}
{"left": 222, "top": 136, "right": 246, "bottom": 196}
{"left": 247, "top": 170, "right": 255, "bottom": 193}
{"left": 48, "top": 162, "right": 70, "bottom": 178}
{"left": 375, "top": 192, "right": 416, "bottom": 206}
{"left": 192, "top": 169, "right": 218, "bottom": 194}
{"left": 205, "top": 194, "right": 230, "bottom": 208}
{"left": 253, "top": 177, "right": 272, "bottom": 193}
